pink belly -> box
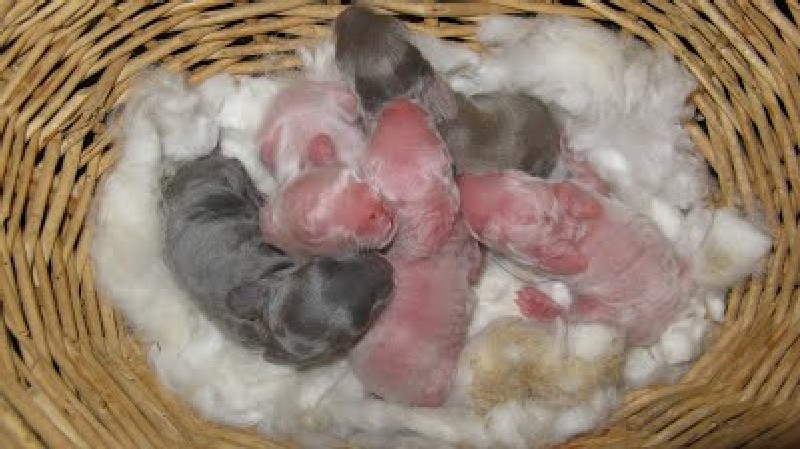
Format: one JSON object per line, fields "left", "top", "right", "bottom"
{"left": 349, "top": 254, "right": 470, "bottom": 406}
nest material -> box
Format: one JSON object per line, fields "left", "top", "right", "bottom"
{"left": 0, "top": 1, "right": 798, "bottom": 448}
{"left": 465, "top": 319, "right": 625, "bottom": 415}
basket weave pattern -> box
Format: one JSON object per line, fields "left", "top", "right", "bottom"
{"left": 0, "top": 1, "right": 798, "bottom": 447}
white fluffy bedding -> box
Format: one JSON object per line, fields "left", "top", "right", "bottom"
{"left": 90, "top": 15, "right": 772, "bottom": 448}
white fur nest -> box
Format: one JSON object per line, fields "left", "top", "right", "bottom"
{"left": 90, "top": 14, "right": 771, "bottom": 449}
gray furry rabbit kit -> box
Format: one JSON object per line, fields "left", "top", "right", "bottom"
{"left": 160, "top": 152, "right": 394, "bottom": 366}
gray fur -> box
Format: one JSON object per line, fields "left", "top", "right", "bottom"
{"left": 160, "top": 153, "right": 393, "bottom": 366}
{"left": 441, "top": 92, "right": 561, "bottom": 175}
{"left": 334, "top": 6, "right": 447, "bottom": 122}
{"left": 333, "top": 6, "right": 561, "bottom": 177}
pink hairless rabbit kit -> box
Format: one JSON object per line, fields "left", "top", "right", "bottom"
{"left": 91, "top": 7, "right": 772, "bottom": 448}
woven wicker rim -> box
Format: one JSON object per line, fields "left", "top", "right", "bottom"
{"left": 1, "top": 1, "right": 798, "bottom": 448}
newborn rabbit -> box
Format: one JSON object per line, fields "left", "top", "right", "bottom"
{"left": 161, "top": 152, "right": 394, "bottom": 366}
{"left": 259, "top": 167, "right": 395, "bottom": 258}
{"left": 349, "top": 99, "right": 479, "bottom": 406}
{"left": 257, "top": 81, "right": 395, "bottom": 258}
{"left": 459, "top": 170, "right": 691, "bottom": 345}
{"left": 333, "top": 5, "right": 561, "bottom": 177}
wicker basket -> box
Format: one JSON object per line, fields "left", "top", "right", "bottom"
{"left": 1, "top": 1, "right": 798, "bottom": 447}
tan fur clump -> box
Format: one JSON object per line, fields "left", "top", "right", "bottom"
{"left": 699, "top": 243, "right": 735, "bottom": 280}
{"left": 466, "top": 318, "right": 624, "bottom": 415}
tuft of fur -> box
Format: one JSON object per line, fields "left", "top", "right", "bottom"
{"left": 457, "top": 318, "right": 624, "bottom": 415}
{"left": 197, "top": 73, "right": 283, "bottom": 193}
{"left": 124, "top": 68, "right": 220, "bottom": 163}
{"left": 682, "top": 207, "right": 772, "bottom": 290}
{"left": 298, "top": 36, "right": 342, "bottom": 82}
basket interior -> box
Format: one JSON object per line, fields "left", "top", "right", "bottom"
{"left": 0, "top": 1, "right": 799, "bottom": 447}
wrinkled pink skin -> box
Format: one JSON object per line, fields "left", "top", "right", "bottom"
{"left": 351, "top": 223, "right": 477, "bottom": 406}
{"left": 349, "top": 100, "right": 477, "bottom": 406}
{"left": 459, "top": 171, "right": 690, "bottom": 345}
{"left": 259, "top": 167, "right": 395, "bottom": 258}
{"left": 256, "top": 82, "right": 395, "bottom": 257}
{"left": 361, "top": 100, "right": 460, "bottom": 259}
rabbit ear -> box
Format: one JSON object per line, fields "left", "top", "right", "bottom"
{"left": 225, "top": 282, "right": 311, "bottom": 365}
{"left": 226, "top": 280, "right": 322, "bottom": 366}
{"left": 258, "top": 122, "right": 282, "bottom": 173}
{"left": 258, "top": 200, "right": 283, "bottom": 244}
{"left": 327, "top": 86, "right": 360, "bottom": 123}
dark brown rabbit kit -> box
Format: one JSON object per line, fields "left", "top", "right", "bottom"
{"left": 1, "top": 1, "right": 798, "bottom": 448}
